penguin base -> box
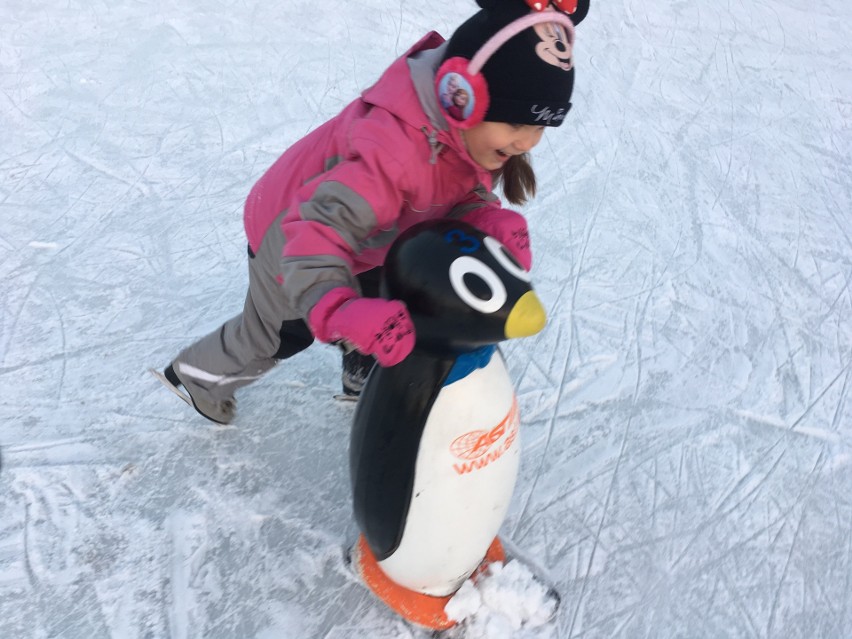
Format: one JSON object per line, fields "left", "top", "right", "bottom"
{"left": 351, "top": 534, "right": 506, "bottom": 630}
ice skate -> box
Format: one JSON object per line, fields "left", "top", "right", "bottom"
{"left": 150, "top": 363, "right": 237, "bottom": 425}
{"left": 335, "top": 349, "right": 376, "bottom": 402}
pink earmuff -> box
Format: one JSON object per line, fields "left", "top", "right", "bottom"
{"left": 435, "top": 10, "right": 576, "bottom": 129}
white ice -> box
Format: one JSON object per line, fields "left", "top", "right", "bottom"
{"left": 2, "top": 0, "right": 851, "bottom": 638}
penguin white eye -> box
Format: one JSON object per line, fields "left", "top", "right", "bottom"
{"left": 449, "top": 256, "right": 507, "bottom": 314}
{"left": 483, "top": 236, "right": 531, "bottom": 283}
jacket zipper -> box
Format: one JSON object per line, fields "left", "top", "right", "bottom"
{"left": 421, "top": 126, "right": 442, "bottom": 165}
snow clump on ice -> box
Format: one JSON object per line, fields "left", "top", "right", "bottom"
{"left": 444, "top": 560, "right": 558, "bottom": 639}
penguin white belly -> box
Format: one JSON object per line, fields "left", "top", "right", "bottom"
{"left": 377, "top": 350, "right": 521, "bottom": 596}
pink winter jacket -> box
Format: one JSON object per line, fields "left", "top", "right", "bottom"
{"left": 242, "top": 32, "right": 503, "bottom": 319}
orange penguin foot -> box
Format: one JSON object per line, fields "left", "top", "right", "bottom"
{"left": 350, "top": 534, "right": 506, "bottom": 630}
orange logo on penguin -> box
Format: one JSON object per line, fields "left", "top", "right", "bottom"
{"left": 450, "top": 400, "right": 519, "bottom": 475}
{"left": 450, "top": 422, "right": 506, "bottom": 460}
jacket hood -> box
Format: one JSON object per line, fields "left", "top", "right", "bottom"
{"left": 360, "top": 32, "right": 483, "bottom": 177}
{"left": 360, "top": 32, "right": 447, "bottom": 131}
{"left": 405, "top": 41, "right": 452, "bottom": 133}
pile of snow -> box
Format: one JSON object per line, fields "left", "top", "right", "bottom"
{"left": 444, "top": 560, "right": 559, "bottom": 639}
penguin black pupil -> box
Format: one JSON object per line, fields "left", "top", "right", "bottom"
{"left": 463, "top": 272, "right": 493, "bottom": 301}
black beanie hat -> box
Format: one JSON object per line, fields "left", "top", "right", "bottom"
{"left": 442, "top": 0, "right": 584, "bottom": 127}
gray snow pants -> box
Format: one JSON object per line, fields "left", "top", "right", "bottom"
{"left": 173, "top": 219, "right": 380, "bottom": 405}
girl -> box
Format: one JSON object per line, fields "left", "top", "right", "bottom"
{"left": 159, "top": 0, "right": 590, "bottom": 424}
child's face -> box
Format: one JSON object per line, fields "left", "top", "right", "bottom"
{"left": 461, "top": 122, "right": 545, "bottom": 171}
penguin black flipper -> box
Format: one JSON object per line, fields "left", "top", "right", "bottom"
{"left": 350, "top": 350, "right": 454, "bottom": 562}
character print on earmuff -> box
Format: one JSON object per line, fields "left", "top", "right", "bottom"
{"left": 437, "top": 73, "right": 476, "bottom": 122}
{"left": 435, "top": 2, "right": 577, "bottom": 128}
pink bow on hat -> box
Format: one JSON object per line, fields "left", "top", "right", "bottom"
{"left": 524, "top": 0, "right": 577, "bottom": 13}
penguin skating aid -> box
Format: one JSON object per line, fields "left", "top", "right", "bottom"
{"left": 348, "top": 220, "right": 554, "bottom": 630}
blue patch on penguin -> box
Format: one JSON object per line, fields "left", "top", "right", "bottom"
{"left": 443, "top": 345, "right": 497, "bottom": 386}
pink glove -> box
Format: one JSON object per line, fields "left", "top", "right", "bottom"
{"left": 462, "top": 207, "right": 532, "bottom": 271}
{"left": 308, "top": 287, "right": 415, "bottom": 367}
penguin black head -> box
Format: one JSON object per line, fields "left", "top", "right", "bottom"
{"left": 381, "top": 219, "right": 547, "bottom": 353}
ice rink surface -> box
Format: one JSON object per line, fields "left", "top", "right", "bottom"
{"left": 2, "top": 0, "right": 851, "bottom": 637}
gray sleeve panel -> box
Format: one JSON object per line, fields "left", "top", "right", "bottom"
{"left": 298, "top": 180, "right": 379, "bottom": 252}
{"left": 280, "top": 254, "right": 361, "bottom": 320}
{"left": 474, "top": 183, "right": 500, "bottom": 203}
{"left": 447, "top": 201, "right": 487, "bottom": 219}
{"left": 447, "top": 184, "right": 500, "bottom": 218}
{"left": 281, "top": 180, "right": 381, "bottom": 319}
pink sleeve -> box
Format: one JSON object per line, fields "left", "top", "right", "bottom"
{"left": 278, "top": 115, "right": 415, "bottom": 316}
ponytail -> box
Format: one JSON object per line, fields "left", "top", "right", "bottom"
{"left": 494, "top": 153, "right": 536, "bottom": 206}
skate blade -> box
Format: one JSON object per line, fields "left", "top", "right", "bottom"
{"left": 333, "top": 393, "right": 359, "bottom": 403}
{"left": 149, "top": 368, "right": 192, "bottom": 406}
